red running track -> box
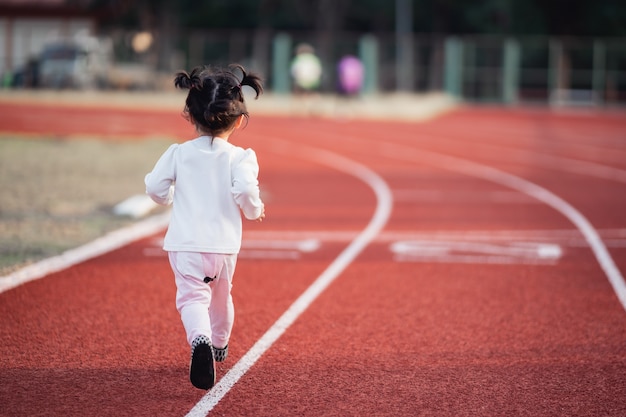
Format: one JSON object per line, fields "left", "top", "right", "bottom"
{"left": 1, "top": 102, "right": 626, "bottom": 416}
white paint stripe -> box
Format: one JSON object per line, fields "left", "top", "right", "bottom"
{"left": 185, "top": 139, "right": 393, "bottom": 416}
{"left": 243, "top": 228, "right": 626, "bottom": 244}
{"left": 390, "top": 240, "right": 563, "bottom": 265}
{"left": 393, "top": 189, "right": 538, "bottom": 203}
{"left": 242, "top": 238, "right": 321, "bottom": 252}
{"left": 380, "top": 142, "right": 626, "bottom": 312}
{"left": 390, "top": 240, "right": 563, "bottom": 259}
{"left": 535, "top": 153, "right": 626, "bottom": 183}
{"left": 238, "top": 250, "right": 301, "bottom": 260}
{"left": 0, "top": 212, "right": 170, "bottom": 294}
{"left": 418, "top": 132, "right": 626, "bottom": 184}
{"left": 393, "top": 254, "right": 559, "bottom": 265}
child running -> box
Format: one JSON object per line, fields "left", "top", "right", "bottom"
{"left": 145, "top": 64, "right": 265, "bottom": 390}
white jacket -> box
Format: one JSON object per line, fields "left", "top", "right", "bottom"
{"left": 145, "top": 136, "right": 264, "bottom": 253}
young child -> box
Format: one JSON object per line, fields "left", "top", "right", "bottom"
{"left": 145, "top": 64, "right": 265, "bottom": 390}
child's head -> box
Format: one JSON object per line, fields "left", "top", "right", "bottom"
{"left": 174, "top": 64, "right": 263, "bottom": 136}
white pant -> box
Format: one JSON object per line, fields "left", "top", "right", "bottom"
{"left": 168, "top": 251, "right": 237, "bottom": 349}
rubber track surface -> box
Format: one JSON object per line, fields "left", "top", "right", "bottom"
{"left": 1, "top": 102, "right": 625, "bottom": 416}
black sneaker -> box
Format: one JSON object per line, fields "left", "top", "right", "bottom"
{"left": 190, "top": 335, "right": 215, "bottom": 390}
{"left": 213, "top": 345, "right": 228, "bottom": 362}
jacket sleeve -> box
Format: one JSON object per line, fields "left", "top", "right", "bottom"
{"left": 232, "top": 148, "right": 264, "bottom": 220}
{"left": 145, "top": 144, "right": 177, "bottom": 206}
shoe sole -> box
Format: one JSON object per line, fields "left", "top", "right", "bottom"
{"left": 190, "top": 343, "right": 216, "bottom": 390}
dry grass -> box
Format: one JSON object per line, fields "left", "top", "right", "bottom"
{"left": 0, "top": 135, "right": 172, "bottom": 275}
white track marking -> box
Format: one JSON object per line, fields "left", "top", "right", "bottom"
{"left": 237, "top": 238, "right": 322, "bottom": 259}
{"left": 242, "top": 238, "right": 321, "bottom": 252}
{"left": 241, "top": 229, "right": 626, "bottom": 248}
{"left": 436, "top": 121, "right": 626, "bottom": 153}
{"left": 238, "top": 250, "right": 301, "bottom": 260}
{"left": 535, "top": 154, "right": 626, "bottom": 183}
{"left": 393, "top": 189, "right": 539, "bottom": 203}
{"left": 185, "top": 139, "right": 393, "bottom": 416}
{"left": 390, "top": 240, "right": 563, "bottom": 265}
{"left": 247, "top": 229, "right": 626, "bottom": 251}
{"left": 423, "top": 133, "right": 626, "bottom": 183}
{"left": 0, "top": 212, "right": 170, "bottom": 294}
{"left": 141, "top": 239, "right": 321, "bottom": 260}
{"left": 378, "top": 141, "right": 626, "bottom": 312}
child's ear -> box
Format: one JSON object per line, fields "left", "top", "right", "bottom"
{"left": 235, "top": 114, "right": 245, "bottom": 129}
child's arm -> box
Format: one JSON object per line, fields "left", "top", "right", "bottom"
{"left": 145, "top": 144, "right": 177, "bottom": 206}
{"left": 232, "top": 149, "right": 264, "bottom": 221}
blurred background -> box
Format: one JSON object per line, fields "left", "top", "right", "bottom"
{"left": 1, "top": 0, "right": 626, "bottom": 106}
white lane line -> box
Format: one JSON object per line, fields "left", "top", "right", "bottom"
{"left": 437, "top": 122, "right": 626, "bottom": 154}
{"left": 238, "top": 250, "right": 301, "bottom": 260}
{"left": 239, "top": 230, "right": 626, "bottom": 251}
{"left": 379, "top": 141, "right": 626, "bottom": 312}
{"left": 393, "top": 189, "right": 539, "bottom": 203}
{"left": 185, "top": 139, "right": 393, "bottom": 416}
{"left": 243, "top": 228, "right": 626, "bottom": 243}
{"left": 423, "top": 133, "right": 626, "bottom": 184}
{"left": 242, "top": 238, "right": 321, "bottom": 252}
{"left": 0, "top": 212, "right": 170, "bottom": 294}
{"left": 390, "top": 240, "right": 563, "bottom": 265}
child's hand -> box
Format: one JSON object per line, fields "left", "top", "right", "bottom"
{"left": 256, "top": 207, "right": 265, "bottom": 222}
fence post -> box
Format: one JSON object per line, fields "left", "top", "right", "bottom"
{"left": 444, "top": 37, "right": 463, "bottom": 98}
{"left": 593, "top": 40, "right": 606, "bottom": 105}
{"left": 502, "top": 38, "right": 520, "bottom": 104}
{"left": 464, "top": 40, "right": 475, "bottom": 98}
{"left": 548, "top": 39, "right": 563, "bottom": 103}
{"left": 395, "top": 0, "right": 414, "bottom": 92}
{"left": 396, "top": 34, "right": 415, "bottom": 92}
{"left": 359, "top": 34, "right": 379, "bottom": 95}
{"left": 271, "top": 33, "right": 291, "bottom": 94}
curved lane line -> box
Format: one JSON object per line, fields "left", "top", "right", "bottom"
{"left": 377, "top": 141, "right": 626, "bottom": 313}
{"left": 185, "top": 138, "right": 393, "bottom": 416}
{"left": 424, "top": 133, "right": 626, "bottom": 184}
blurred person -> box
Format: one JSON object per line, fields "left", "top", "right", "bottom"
{"left": 145, "top": 64, "right": 265, "bottom": 390}
{"left": 337, "top": 55, "right": 364, "bottom": 96}
{"left": 290, "top": 43, "right": 322, "bottom": 94}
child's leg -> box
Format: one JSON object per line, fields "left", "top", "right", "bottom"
{"left": 169, "top": 251, "right": 213, "bottom": 345}
{"left": 204, "top": 253, "right": 237, "bottom": 350}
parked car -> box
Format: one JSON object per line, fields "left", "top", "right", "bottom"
{"left": 38, "top": 39, "right": 111, "bottom": 89}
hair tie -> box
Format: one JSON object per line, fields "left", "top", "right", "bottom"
{"left": 190, "top": 78, "right": 203, "bottom": 91}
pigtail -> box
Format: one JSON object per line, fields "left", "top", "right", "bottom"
{"left": 188, "top": 67, "right": 205, "bottom": 90}
{"left": 174, "top": 70, "right": 193, "bottom": 89}
{"left": 231, "top": 64, "right": 263, "bottom": 99}
{"left": 174, "top": 66, "right": 206, "bottom": 90}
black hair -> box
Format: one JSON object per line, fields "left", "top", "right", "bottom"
{"left": 174, "top": 64, "right": 263, "bottom": 136}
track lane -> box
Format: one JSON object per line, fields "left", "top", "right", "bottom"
{"left": 1, "top": 104, "right": 625, "bottom": 416}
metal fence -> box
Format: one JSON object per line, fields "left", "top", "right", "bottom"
{"left": 160, "top": 30, "right": 626, "bottom": 106}
{"left": 3, "top": 23, "right": 625, "bottom": 107}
